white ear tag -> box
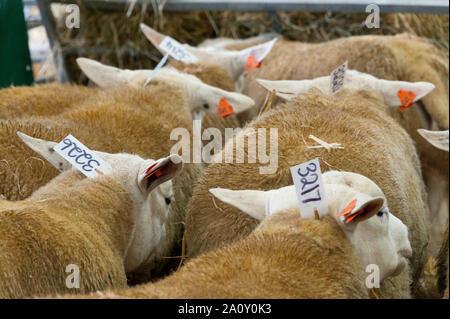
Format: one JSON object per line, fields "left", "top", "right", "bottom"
{"left": 159, "top": 37, "right": 198, "bottom": 63}
{"left": 144, "top": 53, "right": 169, "bottom": 87}
{"left": 330, "top": 61, "right": 348, "bottom": 94}
{"left": 290, "top": 158, "right": 328, "bottom": 219}
{"left": 53, "top": 135, "right": 112, "bottom": 178}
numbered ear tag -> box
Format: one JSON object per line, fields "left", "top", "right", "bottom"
{"left": 53, "top": 135, "right": 112, "bottom": 178}
{"left": 290, "top": 158, "right": 328, "bottom": 219}
{"left": 218, "top": 98, "right": 235, "bottom": 118}
{"left": 159, "top": 36, "right": 198, "bottom": 63}
{"left": 330, "top": 61, "right": 348, "bottom": 94}
{"left": 398, "top": 90, "right": 416, "bottom": 111}
{"left": 245, "top": 55, "right": 262, "bottom": 71}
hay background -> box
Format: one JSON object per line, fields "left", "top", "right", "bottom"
{"left": 55, "top": 4, "right": 449, "bottom": 83}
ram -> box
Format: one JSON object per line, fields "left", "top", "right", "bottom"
{"left": 54, "top": 171, "right": 411, "bottom": 299}
{"left": 184, "top": 75, "right": 433, "bottom": 298}
{"left": 0, "top": 134, "right": 182, "bottom": 298}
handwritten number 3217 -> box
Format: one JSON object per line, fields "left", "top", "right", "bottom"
{"left": 297, "top": 163, "right": 322, "bottom": 203}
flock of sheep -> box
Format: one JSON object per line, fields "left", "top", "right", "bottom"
{"left": 0, "top": 23, "right": 448, "bottom": 299}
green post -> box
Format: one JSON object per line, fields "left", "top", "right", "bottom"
{"left": 0, "top": 0, "right": 34, "bottom": 88}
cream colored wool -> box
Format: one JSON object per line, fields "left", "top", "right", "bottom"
{"left": 238, "top": 33, "right": 448, "bottom": 283}
{"left": 54, "top": 210, "right": 371, "bottom": 299}
{"left": 185, "top": 89, "right": 430, "bottom": 298}
{"left": 0, "top": 171, "right": 134, "bottom": 298}
{"left": 0, "top": 83, "right": 101, "bottom": 119}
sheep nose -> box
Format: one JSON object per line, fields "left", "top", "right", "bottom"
{"left": 398, "top": 248, "right": 412, "bottom": 259}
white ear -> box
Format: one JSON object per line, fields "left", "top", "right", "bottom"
{"left": 140, "top": 23, "right": 166, "bottom": 49}
{"left": 16, "top": 132, "right": 71, "bottom": 172}
{"left": 337, "top": 194, "right": 384, "bottom": 225}
{"left": 210, "top": 87, "right": 255, "bottom": 116}
{"left": 417, "top": 129, "right": 449, "bottom": 152}
{"left": 240, "top": 38, "right": 277, "bottom": 64}
{"left": 76, "top": 57, "right": 151, "bottom": 88}
{"left": 376, "top": 79, "right": 435, "bottom": 107}
{"left": 137, "top": 154, "right": 183, "bottom": 194}
{"left": 140, "top": 23, "right": 198, "bottom": 63}
{"left": 209, "top": 188, "right": 269, "bottom": 220}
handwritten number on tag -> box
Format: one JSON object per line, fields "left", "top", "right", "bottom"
{"left": 297, "top": 163, "right": 321, "bottom": 203}
{"left": 58, "top": 138, "right": 101, "bottom": 173}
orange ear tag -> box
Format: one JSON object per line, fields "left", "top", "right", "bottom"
{"left": 345, "top": 211, "right": 363, "bottom": 224}
{"left": 338, "top": 199, "right": 357, "bottom": 218}
{"left": 218, "top": 98, "right": 235, "bottom": 118}
{"left": 398, "top": 90, "right": 416, "bottom": 111}
{"left": 245, "top": 55, "right": 262, "bottom": 71}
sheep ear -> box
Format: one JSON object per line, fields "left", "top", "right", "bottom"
{"left": 16, "top": 132, "right": 71, "bottom": 172}
{"left": 77, "top": 58, "right": 151, "bottom": 88}
{"left": 138, "top": 154, "right": 183, "bottom": 193}
{"left": 377, "top": 80, "right": 435, "bottom": 107}
{"left": 337, "top": 196, "right": 384, "bottom": 225}
{"left": 209, "top": 188, "right": 269, "bottom": 220}
{"left": 140, "top": 23, "right": 198, "bottom": 63}
{"left": 239, "top": 38, "right": 277, "bottom": 67}
{"left": 418, "top": 129, "right": 449, "bottom": 152}
{"left": 212, "top": 89, "right": 255, "bottom": 116}
{"left": 140, "top": 23, "right": 166, "bottom": 49}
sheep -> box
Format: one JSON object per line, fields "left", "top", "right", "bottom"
{"left": 0, "top": 83, "right": 205, "bottom": 282}
{"left": 0, "top": 133, "right": 183, "bottom": 298}
{"left": 184, "top": 81, "right": 433, "bottom": 298}
{"left": 54, "top": 170, "right": 412, "bottom": 299}
{"left": 76, "top": 57, "right": 254, "bottom": 119}
{"left": 0, "top": 83, "right": 101, "bottom": 119}
{"left": 227, "top": 34, "right": 450, "bottom": 249}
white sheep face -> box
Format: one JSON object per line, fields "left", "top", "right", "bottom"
{"left": 209, "top": 170, "right": 412, "bottom": 282}
{"left": 256, "top": 69, "right": 435, "bottom": 108}
{"left": 76, "top": 58, "right": 255, "bottom": 117}
{"left": 139, "top": 23, "right": 277, "bottom": 84}
{"left": 17, "top": 132, "right": 183, "bottom": 273}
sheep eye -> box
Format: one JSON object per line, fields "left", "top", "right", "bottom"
{"left": 165, "top": 197, "right": 171, "bottom": 205}
{"left": 203, "top": 103, "right": 210, "bottom": 109}
{"left": 377, "top": 211, "right": 384, "bottom": 217}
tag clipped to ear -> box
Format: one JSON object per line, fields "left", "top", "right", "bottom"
{"left": 159, "top": 36, "right": 198, "bottom": 63}
{"left": 218, "top": 98, "right": 235, "bottom": 118}
{"left": 337, "top": 199, "right": 366, "bottom": 224}
{"left": 245, "top": 55, "right": 262, "bottom": 71}
{"left": 330, "top": 61, "right": 348, "bottom": 94}
{"left": 290, "top": 158, "right": 328, "bottom": 219}
{"left": 398, "top": 90, "right": 416, "bottom": 111}
{"left": 143, "top": 160, "right": 165, "bottom": 186}
{"left": 53, "top": 134, "right": 112, "bottom": 178}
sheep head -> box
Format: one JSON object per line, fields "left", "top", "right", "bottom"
{"left": 76, "top": 57, "right": 255, "bottom": 118}
{"left": 140, "top": 23, "right": 277, "bottom": 83}
{"left": 256, "top": 69, "right": 435, "bottom": 108}
{"left": 16, "top": 132, "right": 183, "bottom": 273}
{"left": 209, "top": 170, "right": 412, "bottom": 282}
